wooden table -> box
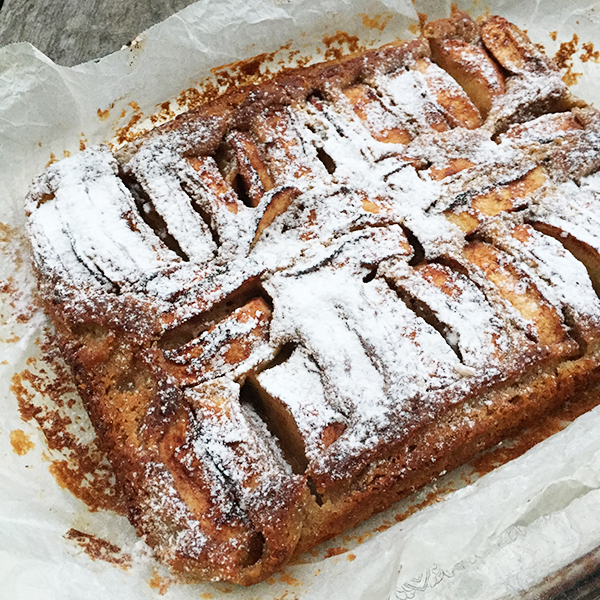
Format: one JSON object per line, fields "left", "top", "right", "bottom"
{"left": 0, "top": 0, "right": 197, "bottom": 66}
{"left": 1, "top": 1, "right": 600, "bottom": 598}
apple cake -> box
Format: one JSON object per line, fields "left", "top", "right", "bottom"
{"left": 26, "top": 10, "right": 600, "bottom": 585}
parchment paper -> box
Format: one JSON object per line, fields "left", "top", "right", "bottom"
{"left": 2, "top": 1, "right": 600, "bottom": 599}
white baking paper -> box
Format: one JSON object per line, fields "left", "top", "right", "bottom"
{"left": 2, "top": 1, "right": 600, "bottom": 599}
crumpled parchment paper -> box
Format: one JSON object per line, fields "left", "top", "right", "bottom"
{"left": 2, "top": 1, "right": 600, "bottom": 599}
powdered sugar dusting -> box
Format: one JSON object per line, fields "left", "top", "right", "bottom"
{"left": 257, "top": 347, "right": 346, "bottom": 464}
{"left": 183, "top": 378, "right": 302, "bottom": 527}
{"left": 27, "top": 146, "right": 179, "bottom": 291}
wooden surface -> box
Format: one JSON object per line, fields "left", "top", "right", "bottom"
{"left": 0, "top": 0, "right": 197, "bottom": 65}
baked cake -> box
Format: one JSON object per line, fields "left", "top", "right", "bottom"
{"left": 26, "top": 10, "right": 600, "bottom": 585}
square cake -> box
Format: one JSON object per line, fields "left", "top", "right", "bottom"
{"left": 25, "top": 9, "right": 600, "bottom": 585}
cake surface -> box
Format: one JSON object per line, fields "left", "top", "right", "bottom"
{"left": 26, "top": 10, "right": 600, "bottom": 585}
